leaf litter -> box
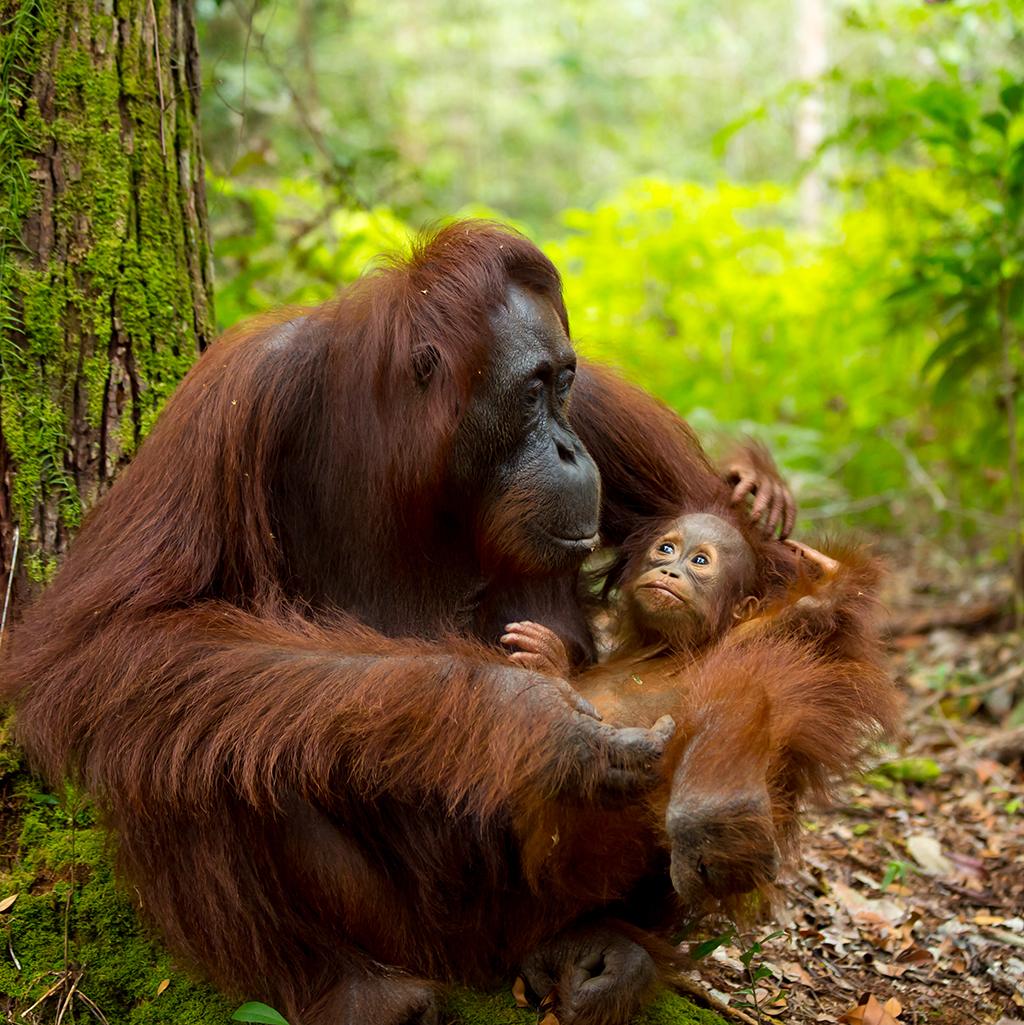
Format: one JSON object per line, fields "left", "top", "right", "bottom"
{"left": 678, "top": 549, "right": 1024, "bottom": 1025}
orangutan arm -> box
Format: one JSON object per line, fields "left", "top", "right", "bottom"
{"left": 12, "top": 604, "right": 676, "bottom": 821}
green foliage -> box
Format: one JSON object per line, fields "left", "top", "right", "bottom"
{"left": 0, "top": 713, "right": 233, "bottom": 1023}
{"left": 548, "top": 177, "right": 939, "bottom": 528}
{"left": 827, "top": 9, "right": 1024, "bottom": 604}
{"left": 209, "top": 175, "right": 412, "bottom": 328}
{"left": 191, "top": 0, "right": 1024, "bottom": 564}
{"left": 232, "top": 1002, "right": 290, "bottom": 1025}
{"left": 876, "top": 757, "right": 942, "bottom": 784}
{"left": 197, "top": 0, "right": 811, "bottom": 231}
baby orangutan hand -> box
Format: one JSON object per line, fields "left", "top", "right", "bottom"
{"left": 784, "top": 538, "right": 840, "bottom": 576}
{"left": 502, "top": 621, "right": 572, "bottom": 678}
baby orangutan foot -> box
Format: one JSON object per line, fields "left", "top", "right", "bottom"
{"left": 666, "top": 789, "right": 780, "bottom": 907}
{"left": 502, "top": 621, "right": 572, "bottom": 678}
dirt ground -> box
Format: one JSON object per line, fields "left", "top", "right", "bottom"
{"left": 679, "top": 545, "right": 1024, "bottom": 1025}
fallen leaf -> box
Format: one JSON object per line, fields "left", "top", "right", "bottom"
{"left": 156, "top": 979, "right": 170, "bottom": 996}
{"left": 539, "top": 1014, "right": 559, "bottom": 1025}
{"left": 838, "top": 993, "right": 902, "bottom": 1024}
{"left": 511, "top": 976, "right": 528, "bottom": 1008}
{"left": 874, "top": 961, "right": 909, "bottom": 979}
{"left": 0, "top": 894, "right": 17, "bottom": 913}
{"left": 895, "top": 945, "right": 934, "bottom": 965}
{"left": 832, "top": 881, "right": 906, "bottom": 927}
{"left": 779, "top": 959, "right": 814, "bottom": 986}
{"left": 906, "top": 833, "right": 952, "bottom": 876}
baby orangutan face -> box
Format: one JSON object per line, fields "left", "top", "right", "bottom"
{"left": 625, "top": 513, "right": 758, "bottom": 650}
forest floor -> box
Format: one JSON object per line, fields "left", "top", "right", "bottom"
{"left": 679, "top": 541, "right": 1024, "bottom": 1025}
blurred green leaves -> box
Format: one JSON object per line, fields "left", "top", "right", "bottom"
{"left": 196, "top": 0, "right": 1024, "bottom": 566}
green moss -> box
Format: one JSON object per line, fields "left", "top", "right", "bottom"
{"left": 637, "top": 992, "right": 729, "bottom": 1025}
{"left": 0, "top": 714, "right": 233, "bottom": 1024}
{"left": 441, "top": 989, "right": 727, "bottom": 1025}
{"left": 0, "top": 0, "right": 212, "bottom": 578}
{"left": 442, "top": 989, "right": 538, "bottom": 1025}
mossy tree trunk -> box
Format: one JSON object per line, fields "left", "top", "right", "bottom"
{"left": 0, "top": 0, "right": 213, "bottom": 603}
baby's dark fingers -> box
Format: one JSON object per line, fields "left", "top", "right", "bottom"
{"left": 501, "top": 629, "right": 543, "bottom": 652}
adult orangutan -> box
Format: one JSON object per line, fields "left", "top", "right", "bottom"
{"left": 2, "top": 222, "right": 796, "bottom": 1025}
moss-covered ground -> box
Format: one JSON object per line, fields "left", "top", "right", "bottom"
{"left": 0, "top": 715, "right": 722, "bottom": 1025}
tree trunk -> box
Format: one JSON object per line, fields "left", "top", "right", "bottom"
{"left": 794, "top": 0, "right": 827, "bottom": 230}
{"left": 0, "top": 0, "right": 213, "bottom": 615}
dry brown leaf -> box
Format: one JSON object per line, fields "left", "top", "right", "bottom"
{"left": 156, "top": 979, "right": 170, "bottom": 996}
{"left": 779, "top": 959, "right": 814, "bottom": 986}
{"left": 539, "top": 1014, "right": 559, "bottom": 1025}
{"left": 874, "top": 961, "right": 909, "bottom": 979}
{"left": 895, "top": 944, "right": 934, "bottom": 965}
{"left": 883, "top": 997, "right": 903, "bottom": 1017}
{"left": 838, "top": 993, "right": 902, "bottom": 1024}
{"left": 511, "top": 976, "right": 528, "bottom": 1008}
{"left": 0, "top": 894, "right": 17, "bottom": 913}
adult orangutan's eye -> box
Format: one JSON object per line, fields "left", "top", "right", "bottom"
{"left": 557, "top": 368, "right": 575, "bottom": 400}
{"left": 691, "top": 553, "right": 710, "bottom": 566}
{"left": 657, "top": 543, "right": 675, "bottom": 555}
{"left": 526, "top": 379, "right": 545, "bottom": 405}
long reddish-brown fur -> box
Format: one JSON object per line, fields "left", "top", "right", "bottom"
{"left": 2, "top": 222, "right": 751, "bottom": 1025}
{"left": 518, "top": 541, "right": 899, "bottom": 934}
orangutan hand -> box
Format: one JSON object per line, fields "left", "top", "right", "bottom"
{"left": 502, "top": 620, "right": 573, "bottom": 678}
{"left": 784, "top": 538, "right": 840, "bottom": 576}
{"left": 723, "top": 441, "right": 797, "bottom": 539}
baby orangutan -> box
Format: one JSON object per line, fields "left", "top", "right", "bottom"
{"left": 503, "top": 509, "right": 869, "bottom": 898}
{"left": 502, "top": 514, "right": 894, "bottom": 1025}
{"left": 503, "top": 511, "right": 789, "bottom": 680}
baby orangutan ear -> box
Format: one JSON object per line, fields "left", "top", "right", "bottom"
{"left": 733, "top": 595, "right": 761, "bottom": 622}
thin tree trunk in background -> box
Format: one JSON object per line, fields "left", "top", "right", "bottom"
{"left": 795, "top": 0, "right": 826, "bottom": 230}
{"left": 998, "top": 281, "right": 1024, "bottom": 627}
{"left": 0, "top": 0, "right": 213, "bottom": 613}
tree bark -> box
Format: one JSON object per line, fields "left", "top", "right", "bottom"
{"left": 0, "top": 0, "right": 213, "bottom": 611}
{"left": 794, "top": 0, "right": 827, "bottom": 230}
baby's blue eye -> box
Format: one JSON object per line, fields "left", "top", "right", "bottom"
{"left": 691, "top": 553, "right": 710, "bottom": 566}
{"left": 657, "top": 543, "right": 675, "bottom": 555}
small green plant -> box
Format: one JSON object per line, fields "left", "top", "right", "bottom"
{"left": 732, "top": 929, "right": 785, "bottom": 1022}
{"left": 689, "top": 925, "right": 788, "bottom": 1023}
{"left": 232, "top": 1002, "right": 290, "bottom": 1025}
{"left": 880, "top": 859, "right": 912, "bottom": 890}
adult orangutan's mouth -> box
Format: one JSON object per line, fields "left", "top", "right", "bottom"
{"left": 548, "top": 530, "right": 600, "bottom": 552}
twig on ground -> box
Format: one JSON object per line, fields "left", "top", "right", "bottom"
{"left": 673, "top": 976, "right": 759, "bottom": 1025}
